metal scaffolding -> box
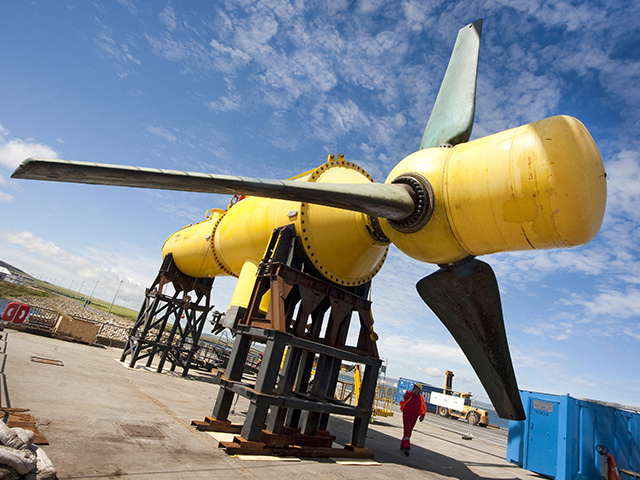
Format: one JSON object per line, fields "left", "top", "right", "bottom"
{"left": 120, "top": 254, "right": 214, "bottom": 377}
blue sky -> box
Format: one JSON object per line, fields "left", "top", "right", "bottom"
{"left": 1, "top": 0, "right": 639, "bottom": 408}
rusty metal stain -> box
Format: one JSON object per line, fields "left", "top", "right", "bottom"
{"left": 118, "top": 424, "right": 165, "bottom": 438}
{"left": 30, "top": 356, "right": 64, "bottom": 366}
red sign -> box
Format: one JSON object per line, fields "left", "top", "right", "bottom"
{"left": 1, "top": 302, "right": 30, "bottom": 324}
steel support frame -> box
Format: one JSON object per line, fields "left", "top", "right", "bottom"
{"left": 207, "top": 225, "right": 381, "bottom": 453}
{"left": 120, "top": 254, "right": 213, "bottom": 377}
{"left": 211, "top": 326, "right": 381, "bottom": 447}
{"left": 240, "top": 262, "right": 379, "bottom": 358}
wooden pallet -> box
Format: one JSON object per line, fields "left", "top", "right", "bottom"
{"left": 191, "top": 416, "right": 243, "bottom": 433}
{"left": 198, "top": 421, "right": 373, "bottom": 459}
{"left": 219, "top": 435, "right": 373, "bottom": 458}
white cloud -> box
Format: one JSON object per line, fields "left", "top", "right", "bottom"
{"left": 323, "top": 0, "right": 350, "bottom": 17}
{"left": 0, "top": 226, "right": 239, "bottom": 320}
{"left": 380, "top": 334, "right": 467, "bottom": 370}
{"left": 605, "top": 150, "right": 640, "bottom": 221}
{"left": 146, "top": 125, "right": 178, "bottom": 143}
{"left": 159, "top": 5, "right": 177, "bottom": 31}
{"left": 0, "top": 127, "right": 59, "bottom": 170}
{"left": 144, "top": 3, "right": 428, "bottom": 153}
{"left": 115, "top": 0, "right": 137, "bottom": 16}
{"left": 95, "top": 23, "right": 142, "bottom": 78}
{"left": 565, "top": 287, "right": 640, "bottom": 320}
{"left": 0, "top": 190, "right": 13, "bottom": 202}
{"left": 0, "top": 230, "right": 157, "bottom": 309}
{"left": 206, "top": 94, "right": 242, "bottom": 113}
{"left": 1, "top": 231, "right": 72, "bottom": 263}
{"left": 208, "top": 39, "right": 251, "bottom": 70}
{"left": 414, "top": 365, "right": 442, "bottom": 378}
{"left": 491, "top": 0, "right": 607, "bottom": 32}
{"left": 490, "top": 248, "right": 607, "bottom": 290}
{"left": 401, "top": 0, "right": 434, "bottom": 33}
{"left": 356, "top": 0, "right": 387, "bottom": 15}
{"left": 308, "top": 100, "right": 371, "bottom": 143}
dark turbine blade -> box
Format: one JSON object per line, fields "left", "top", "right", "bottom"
{"left": 11, "top": 157, "right": 416, "bottom": 221}
{"left": 416, "top": 257, "right": 525, "bottom": 420}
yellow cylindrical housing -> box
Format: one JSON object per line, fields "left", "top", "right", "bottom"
{"left": 162, "top": 158, "right": 389, "bottom": 286}
{"left": 161, "top": 209, "right": 229, "bottom": 278}
{"left": 295, "top": 162, "right": 389, "bottom": 286}
{"left": 213, "top": 196, "right": 300, "bottom": 275}
{"left": 382, "top": 115, "right": 606, "bottom": 264}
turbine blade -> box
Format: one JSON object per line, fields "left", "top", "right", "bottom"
{"left": 12, "top": 157, "right": 416, "bottom": 221}
{"left": 420, "top": 19, "right": 482, "bottom": 149}
{"left": 416, "top": 257, "right": 525, "bottom": 420}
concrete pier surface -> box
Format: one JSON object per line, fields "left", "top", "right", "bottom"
{"left": 5, "top": 330, "right": 542, "bottom": 479}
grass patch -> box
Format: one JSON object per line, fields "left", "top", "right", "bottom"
{"left": 41, "top": 282, "right": 139, "bottom": 321}
{"left": 0, "top": 282, "right": 53, "bottom": 299}
{"left": 85, "top": 298, "right": 139, "bottom": 322}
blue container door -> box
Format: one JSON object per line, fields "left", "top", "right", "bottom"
{"left": 526, "top": 398, "right": 560, "bottom": 478}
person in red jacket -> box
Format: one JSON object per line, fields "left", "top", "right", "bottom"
{"left": 399, "top": 383, "right": 427, "bottom": 455}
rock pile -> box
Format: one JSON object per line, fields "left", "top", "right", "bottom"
{"left": 12, "top": 296, "right": 133, "bottom": 345}
{"left": 12, "top": 296, "right": 130, "bottom": 325}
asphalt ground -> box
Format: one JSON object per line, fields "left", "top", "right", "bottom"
{"left": 4, "top": 330, "right": 543, "bottom": 479}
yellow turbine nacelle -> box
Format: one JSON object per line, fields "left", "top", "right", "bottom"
{"left": 381, "top": 115, "right": 607, "bottom": 265}
{"left": 161, "top": 155, "right": 390, "bottom": 310}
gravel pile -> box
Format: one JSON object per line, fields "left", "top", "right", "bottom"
{"left": 12, "top": 296, "right": 133, "bottom": 328}
{"left": 11, "top": 296, "right": 134, "bottom": 345}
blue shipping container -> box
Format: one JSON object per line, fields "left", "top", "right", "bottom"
{"left": 507, "top": 390, "right": 640, "bottom": 479}
{"left": 395, "top": 377, "right": 440, "bottom": 414}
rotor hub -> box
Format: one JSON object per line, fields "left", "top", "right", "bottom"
{"left": 387, "top": 173, "right": 434, "bottom": 233}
